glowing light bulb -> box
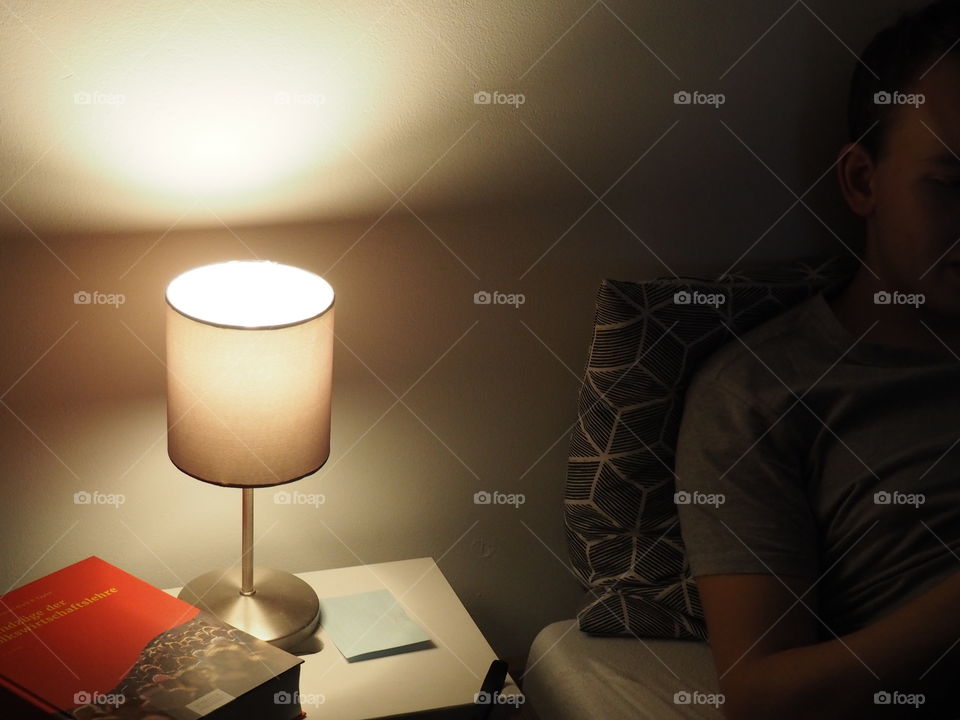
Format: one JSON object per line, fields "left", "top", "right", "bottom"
{"left": 166, "top": 261, "right": 334, "bottom": 328}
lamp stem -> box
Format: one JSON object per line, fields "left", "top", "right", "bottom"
{"left": 240, "top": 487, "right": 255, "bottom": 596}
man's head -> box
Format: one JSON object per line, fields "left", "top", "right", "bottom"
{"left": 848, "top": 2, "right": 960, "bottom": 162}
{"left": 840, "top": 1, "right": 960, "bottom": 318}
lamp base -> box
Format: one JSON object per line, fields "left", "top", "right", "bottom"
{"left": 178, "top": 567, "right": 320, "bottom": 651}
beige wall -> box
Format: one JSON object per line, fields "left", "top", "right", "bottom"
{"left": 0, "top": 0, "right": 918, "bottom": 657}
{"left": 0, "top": 200, "right": 840, "bottom": 658}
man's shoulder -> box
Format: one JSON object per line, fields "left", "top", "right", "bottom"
{"left": 687, "top": 292, "right": 828, "bottom": 404}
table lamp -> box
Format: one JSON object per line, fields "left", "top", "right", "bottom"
{"left": 164, "top": 260, "right": 334, "bottom": 651}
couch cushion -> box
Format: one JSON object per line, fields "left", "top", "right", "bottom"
{"left": 565, "top": 254, "right": 858, "bottom": 638}
{"left": 524, "top": 620, "right": 722, "bottom": 720}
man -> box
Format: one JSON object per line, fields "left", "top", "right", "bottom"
{"left": 675, "top": 2, "right": 960, "bottom": 718}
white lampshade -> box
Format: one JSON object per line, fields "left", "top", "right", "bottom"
{"left": 165, "top": 260, "right": 334, "bottom": 487}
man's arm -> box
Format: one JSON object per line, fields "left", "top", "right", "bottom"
{"left": 700, "top": 571, "right": 960, "bottom": 719}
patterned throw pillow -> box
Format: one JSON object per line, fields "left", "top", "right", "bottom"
{"left": 565, "top": 254, "right": 859, "bottom": 639}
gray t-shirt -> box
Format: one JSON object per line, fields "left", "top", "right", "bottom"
{"left": 675, "top": 287, "right": 960, "bottom": 636}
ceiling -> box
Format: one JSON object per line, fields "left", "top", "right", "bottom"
{"left": 0, "top": 0, "right": 919, "bottom": 238}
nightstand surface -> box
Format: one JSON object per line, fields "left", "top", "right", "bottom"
{"left": 167, "top": 557, "right": 521, "bottom": 719}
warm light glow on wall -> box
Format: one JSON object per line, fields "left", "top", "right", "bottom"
{"left": 3, "top": 1, "right": 554, "bottom": 234}
{"left": 62, "top": 8, "right": 375, "bottom": 204}
{"left": 81, "top": 66, "right": 348, "bottom": 198}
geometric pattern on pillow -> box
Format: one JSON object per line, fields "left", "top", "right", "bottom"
{"left": 565, "top": 254, "right": 859, "bottom": 639}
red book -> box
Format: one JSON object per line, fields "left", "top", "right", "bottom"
{"left": 0, "top": 557, "right": 305, "bottom": 720}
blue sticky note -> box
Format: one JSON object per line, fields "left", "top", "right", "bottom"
{"left": 319, "top": 588, "right": 433, "bottom": 662}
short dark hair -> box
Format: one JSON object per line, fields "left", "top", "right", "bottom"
{"left": 849, "top": 0, "right": 960, "bottom": 159}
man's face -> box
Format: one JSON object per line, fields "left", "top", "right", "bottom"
{"left": 869, "top": 54, "right": 960, "bottom": 318}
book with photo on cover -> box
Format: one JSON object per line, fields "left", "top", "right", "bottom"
{"left": 0, "top": 556, "right": 305, "bottom": 720}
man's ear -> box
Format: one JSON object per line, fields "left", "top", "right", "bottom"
{"left": 837, "top": 142, "right": 877, "bottom": 218}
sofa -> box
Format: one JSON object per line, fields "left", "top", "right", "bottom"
{"left": 522, "top": 254, "right": 859, "bottom": 720}
{"left": 525, "top": 619, "right": 721, "bottom": 719}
